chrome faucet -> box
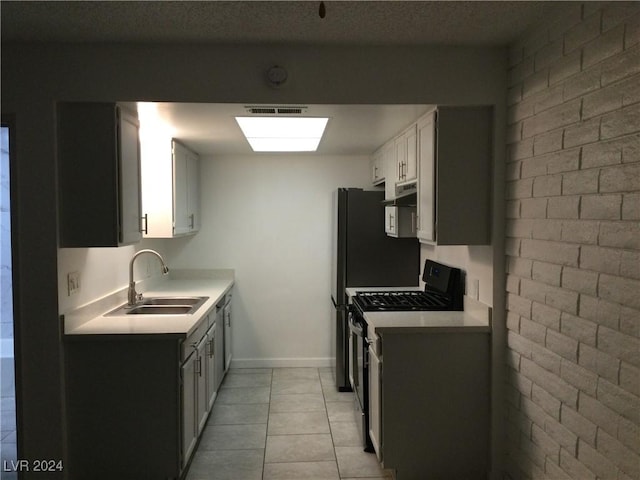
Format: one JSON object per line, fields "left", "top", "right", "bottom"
{"left": 127, "top": 249, "right": 170, "bottom": 306}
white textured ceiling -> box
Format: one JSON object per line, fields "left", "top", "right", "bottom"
{"left": 1, "top": 1, "right": 564, "bottom": 155}
{"left": 1, "top": 1, "right": 562, "bottom": 46}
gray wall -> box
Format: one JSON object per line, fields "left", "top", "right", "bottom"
{"left": 503, "top": 3, "right": 640, "bottom": 479}
{"left": 1, "top": 43, "right": 506, "bottom": 477}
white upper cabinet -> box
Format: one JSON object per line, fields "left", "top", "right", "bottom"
{"left": 385, "top": 206, "right": 417, "bottom": 238}
{"left": 395, "top": 124, "right": 417, "bottom": 185}
{"left": 416, "top": 112, "right": 436, "bottom": 243}
{"left": 372, "top": 134, "right": 405, "bottom": 201}
{"left": 416, "top": 106, "right": 492, "bottom": 245}
{"left": 141, "top": 138, "right": 200, "bottom": 238}
{"left": 57, "top": 102, "right": 142, "bottom": 247}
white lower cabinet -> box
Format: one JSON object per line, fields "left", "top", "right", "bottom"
{"left": 367, "top": 332, "right": 382, "bottom": 462}
{"left": 64, "top": 290, "right": 235, "bottom": 480}
{"left": 181, "top": 312, "right": 225, "bottom": 469}
{"left": 181, "top": 314, "right": 212, "bottom": 468}
{"left": 181, "top": 349, "right": 198, "bottom": 466}
{"left": 366, "top": 326, "right": 490, "bottom": 480}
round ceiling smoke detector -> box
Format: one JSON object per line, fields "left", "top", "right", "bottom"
{"left": 266, "top": 65, "right": 288, "bottom": 88}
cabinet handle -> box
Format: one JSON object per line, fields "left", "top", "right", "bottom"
{"left": 208, "top": 339, "right": 214, "bottom": 358}
{"left": 141, "top": 214, "right": 148, "bottom": 234}
{"left": 189, "top": 214, "right": 195, "bottom": 230}
{"left": 195, "top": 356, "right": 202, "bottom": 376}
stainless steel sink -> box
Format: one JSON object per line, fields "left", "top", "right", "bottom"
{"left": 106, "top": 296, "right": 209, "bottom": 316}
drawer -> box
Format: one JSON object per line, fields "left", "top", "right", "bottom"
{"left": 182, "top": 313, "right": 209, "bottom": 362}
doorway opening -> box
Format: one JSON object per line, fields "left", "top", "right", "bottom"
{"left": 1, "top": 122, "right": 18, "bottom": 474}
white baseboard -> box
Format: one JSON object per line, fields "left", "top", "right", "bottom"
{"left": 231, "top": 357, "right": 335, "bottom": 369}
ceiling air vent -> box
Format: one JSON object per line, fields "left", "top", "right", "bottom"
{"left": 249, "top": 107, "right": 277, "bottom": 114}
{"left": 277, "top": 107, "right": 303, "bottom": 114}
{"left": 245, "top": 106, "right": 307, "bottom": 115}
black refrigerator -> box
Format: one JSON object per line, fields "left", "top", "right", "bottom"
{"left": 331, "top": 188, "right": 419, "bottom": 391}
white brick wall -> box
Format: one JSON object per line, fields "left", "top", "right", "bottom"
{"left": 504, "top": 3, "right": 640, "bottom": 479}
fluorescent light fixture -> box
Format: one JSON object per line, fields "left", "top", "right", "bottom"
{"left": 235, "top": 116, "right": 329, "bottom": 152}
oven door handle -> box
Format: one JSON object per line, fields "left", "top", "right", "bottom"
{"left": 348, "top": 319, "right": 363, "bottom": 336}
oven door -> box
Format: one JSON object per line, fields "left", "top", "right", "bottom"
{"left": 348, "top": 308, "right": 363, "bottom": 401}
{"left": 348, "top": 306, "right": 372, "bottom": 450}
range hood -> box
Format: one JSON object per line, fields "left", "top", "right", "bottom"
{"left": 382, "top": 182, "right": 417, "bottom": 206}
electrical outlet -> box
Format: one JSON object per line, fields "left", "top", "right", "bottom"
{"left": 67, "top": 271, "right": 80, "bottom": 296}
{"left": 470, "top": 278, "right": 479, "bottom": 300}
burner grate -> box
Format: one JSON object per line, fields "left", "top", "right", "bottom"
{"left": 354, "top": 291, "right": 451, "bottom": 311}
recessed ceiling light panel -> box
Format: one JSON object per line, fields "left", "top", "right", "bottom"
{"left": 235, "top": 116, "right": 329, "bottom": 152}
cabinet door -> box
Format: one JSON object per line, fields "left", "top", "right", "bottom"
{"left": 172, "top": 141, "right": 200, "bottom": 235}
{"left": 371, "top": 149, "right": 384, "bottom": 185}
{"left": 118, "top": 107, "right": 143, "bottom": 245}
{"left": 416, "top": 112, "right": 436, "bottom": 243}
{"left": 394, "top": 135, "right": 406, "bottom": 183}
{"left": 382, "top": 142, "right": 396, "bottom": 200}
{"left": 215, "top": 308, "right": 225, "bottom": 390}
{"left": 394, "top": 125, "right": 417, "bottom": 185}
{"left": 368, "top": 342, "right": 382, "bottom": 461}
{"left": 187, "top": 151, "right": 200, "bottom": 232}
{"left": 196, "top": 337, "right": 208, "bottom": 434}
{"left": 172, "top": 141, "right": 190, "bottom": 235}
{"left": 405, "top": 125, "right": 417, "bottom": 182}
{"left": 384, "top": 206, "right": 396, "bottom": 237}
{"left": 224, "top": 299, "right": 232, "bottom": 373}
{"left": 205, "top": 324, "right": 217, "bottom": 411}
{"left": 181, "top": 352, "right": 197, "bottom": 467}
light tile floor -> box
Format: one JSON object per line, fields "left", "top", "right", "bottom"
{"left": 186, "top": 367, "right": 392, "bottom": 480}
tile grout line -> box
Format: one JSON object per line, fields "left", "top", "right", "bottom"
{"left": 261, "top": 368, "right": 273, "bottom": 480}
{"left": 321, "top": 367, "right": 343, "bottom": 480}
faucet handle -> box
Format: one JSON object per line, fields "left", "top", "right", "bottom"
{"left": 136, "top": 293, "right": 144, "bottom": 303}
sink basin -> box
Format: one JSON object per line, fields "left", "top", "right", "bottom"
{"left": 127, "top": 305, "right": 193, "bottom": 315}
{"left": 106, "top": 296, "right": 209, "bottom": 316}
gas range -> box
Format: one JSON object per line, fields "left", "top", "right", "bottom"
{"left": 352, "top": 260, "right": 463, "bottom": 313}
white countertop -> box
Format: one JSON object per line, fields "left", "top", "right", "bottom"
{"left": 64, "top": 270, "right": 234, "bottom": 337}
